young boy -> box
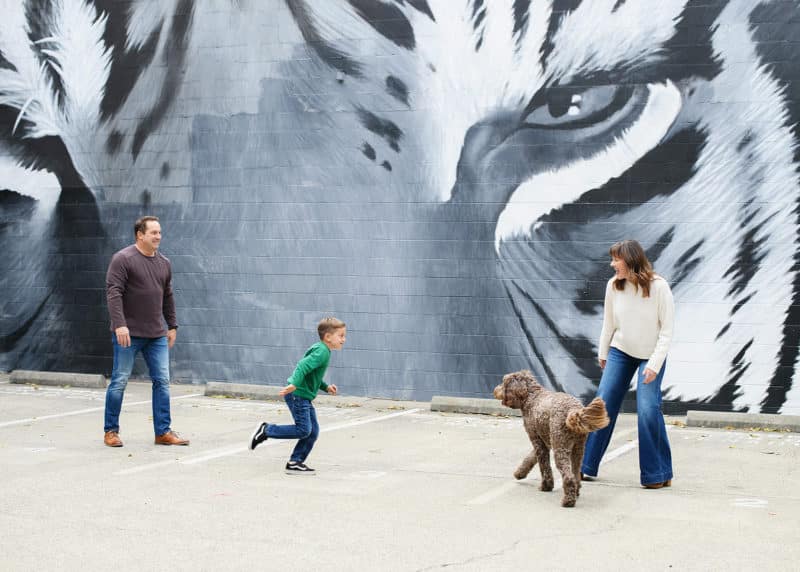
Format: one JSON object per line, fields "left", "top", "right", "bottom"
{"left": 249, "top": 317, "right": 346, "bottom": 474}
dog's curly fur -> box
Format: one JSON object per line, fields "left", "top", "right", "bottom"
{"left": 493, "top": 370, "right": 610, "bottom": 507}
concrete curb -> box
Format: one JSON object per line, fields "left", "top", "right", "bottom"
{"left": 204, "top": 382, "right": 426, "bottom": 412}
{"left": 9, "top": 370, "right": 107, "bottom": 389}
{"left": 686, "top": 410, "right": 800, "bottom": 432}
{"left": 205, "top": 381, "right": 284, "bottom": 400}
{"left": 430, "top": 396, "right": 520, "bottom": 417}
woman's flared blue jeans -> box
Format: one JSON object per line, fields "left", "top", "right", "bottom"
{"left": 581, "top": 347, "right": 673, "bottom": 486}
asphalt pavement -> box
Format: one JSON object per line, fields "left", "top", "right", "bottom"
{"left": 1, "top": 377, "right": 797, "bottom": 571}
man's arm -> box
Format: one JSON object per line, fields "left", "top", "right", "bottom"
{"left": 163, "top": 264, "right": 178, "bottom": 348}
{"left": 106, "top": 254, "right": 130, "bottom": 346}
{"left": 163, "top": 264, "right": 178, "bottom": 330}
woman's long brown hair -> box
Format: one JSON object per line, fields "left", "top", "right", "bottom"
{"left": 610, "top": 240, "right": 655, "bottom": 297}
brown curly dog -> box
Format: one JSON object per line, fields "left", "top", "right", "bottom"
{"left": 493, "top": 370, "right": 610, "bottom": 507}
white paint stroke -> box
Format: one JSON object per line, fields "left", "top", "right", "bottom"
{"left": 495, "top": 81, "right": 682, "bottom": 251}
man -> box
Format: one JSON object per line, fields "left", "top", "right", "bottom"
{"left": 103, "top": 215, "right": 189, "bottom": 447}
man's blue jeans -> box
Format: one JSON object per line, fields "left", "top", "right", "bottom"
{"left": 581, "top": 347, "right": 673, "bottom": 485}
{"left": 266, "top": 393, "right": 319, "bottom": 463}
{"left": 104, "top": 335, "right": 172, "bottom": 435}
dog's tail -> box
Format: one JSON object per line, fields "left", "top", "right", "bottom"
{"left": 566, "top": 398, "right": 610, "bottom": 435}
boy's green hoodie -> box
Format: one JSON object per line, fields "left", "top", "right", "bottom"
{"left": 286, "top": 341, "right": 330, "bottom": 400}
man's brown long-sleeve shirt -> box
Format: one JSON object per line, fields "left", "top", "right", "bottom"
{"left": 106, "top": 245, "right": 178, "bottom": 338}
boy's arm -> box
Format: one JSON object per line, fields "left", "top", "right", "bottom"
{"left": 279, "top": 384, "right": 296, "bottom": 396}
{"left": 286, "top": 345, "right": 327, "bottom": 386}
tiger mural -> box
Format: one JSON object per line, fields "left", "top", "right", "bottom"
{"left": 1, "top": 0, "right": 798, "bottom": 414}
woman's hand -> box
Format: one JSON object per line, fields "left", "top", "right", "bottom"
{"left": 598, "top": 358, "right": 606, "bottom": 370}
{"left": 643, "top": 368, "right": 658, "bottom": 384}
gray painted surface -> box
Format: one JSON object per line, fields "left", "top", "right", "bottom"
{"left": 1, "top": 1, "right": 799, "bottom": 414}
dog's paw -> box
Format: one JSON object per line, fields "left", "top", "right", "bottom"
{"left": 513, "top": 469, "right": 527, "bottom": 480}
{"left": 561, "top": 497, "right": 576, "bottom": 508}
{"left": 540, "top": 481, "right": 554, "bottom": 492}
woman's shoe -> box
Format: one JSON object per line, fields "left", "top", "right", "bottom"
{"left": 580, "top": 472, "right": 595, "bottom": 482}
{"left": 643, "top": 479, "right": 672, "bottom": 489}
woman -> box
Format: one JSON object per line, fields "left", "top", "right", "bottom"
{"left": 581, "top": 239, "right": 674, "bottom": 489}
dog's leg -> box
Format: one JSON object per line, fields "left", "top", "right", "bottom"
{"left": 535, "top": 440, "right": 554, "bottom": 492}
{"left": 572, "top": 441, "right": 586, "bottom": 497}
{"left": 514, "top": 449, "right": 538, "bottom": 480}
{"left": 554, "top": 448, "right": 578, "bottom": 507}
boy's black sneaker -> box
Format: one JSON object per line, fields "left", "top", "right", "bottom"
{"left": 249, "top": 422, "right": 268, "bottom": 451}
{"left": 285, "top": 461, "right": 315, "bottom": 475}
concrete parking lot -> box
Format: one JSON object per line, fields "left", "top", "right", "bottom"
{"left": 1, "top": 378, "right": 798, "bottom": 571}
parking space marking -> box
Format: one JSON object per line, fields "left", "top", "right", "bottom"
{"left": 467, "top": 427, "right": 640, "bottom": 505}
{"left": 115, "top": 408, "right": 422, "bottom": 475}
{"left": 0, "top": 393, "right": 203, "bottom": 428}
{"left": 466, "top": 481, "right": 518, "bottom": 506}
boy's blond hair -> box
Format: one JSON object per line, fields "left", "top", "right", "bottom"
{"left": 318, "top": 317, "right": 346, "bottom": 339}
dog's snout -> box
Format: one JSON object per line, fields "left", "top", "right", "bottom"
{"left": 493, "top": 384, "right": 503, "bottom": 400}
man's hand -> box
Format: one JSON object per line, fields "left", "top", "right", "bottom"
{"left": 643, "top": 368, "right": 658, "bottom": 384}
{"left": 326, "top": 384, "right": 338, "bottom": 395}
{"left": 598, "top": 358, "right": 606, "bottom": 370}
{"left": 115, "top": 326, "right": 131, "bottom": 347}
{"left": 167, "top": 328, "right": 177, "bottom": 349}
{"left": 279, "top": 384, "right": 296, "bottom": 396}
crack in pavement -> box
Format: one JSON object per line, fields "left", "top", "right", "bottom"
{"left": 414, "top": 539, "right": 523, "bottom": 571}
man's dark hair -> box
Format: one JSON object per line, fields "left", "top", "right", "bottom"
{"left": 134, "top": 216, "right": 160, "bottom": 237}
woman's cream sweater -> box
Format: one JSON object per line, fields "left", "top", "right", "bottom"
{"left": 598, "top": 276, "right": 675, "bottom": 373}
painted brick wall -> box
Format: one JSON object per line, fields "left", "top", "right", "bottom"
{"left": 1, "top": 1, "right": 799, "bottom": 414}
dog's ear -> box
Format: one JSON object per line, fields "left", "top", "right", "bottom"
{"left": 519, "top": 370, "right": 541, "bottom": 391}
{"left": 503, "top": 371, "right": 529, "bottom": 404}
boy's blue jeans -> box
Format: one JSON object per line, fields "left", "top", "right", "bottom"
{"left": 104, "top": 335, "right": 172, "bottom": 435}
{"left": 581, "top": 347, "right": 673, "bottom": 485}
{"left": 266, "top": 393, "right": 319, "bottom": 463}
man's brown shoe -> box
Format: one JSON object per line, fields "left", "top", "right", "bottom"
{"left": 154, "top": 431, "right": 190, "bottom": 446}
{"left": 104, "top": 431, "right": 123, "bottom": 447}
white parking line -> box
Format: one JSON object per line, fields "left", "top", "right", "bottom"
{"left": 467, "top": 427, "right": 641, "bottom": 505}
{"left": 466, "top": 481, "right": 518, "bottom": 506}
{"left": 0, "top": 393, "right": 203, "bottom": 429}
{"left": 115, "top": 408, "right": 422, "bottom": 476}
